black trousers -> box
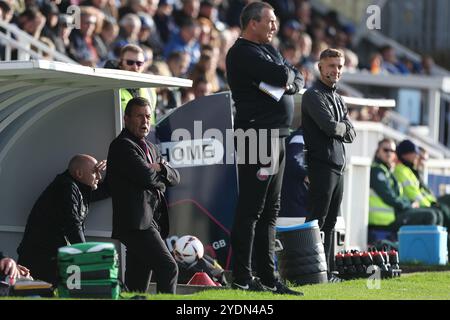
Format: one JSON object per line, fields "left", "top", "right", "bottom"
{"left": 306, "top": 162, "right": 344, "bottom": 272}
{"left": 231, "top": 135, "right": 286, "bottom": 285}
{"left": 120, "top": 226, "right": 178, "bottom": 294}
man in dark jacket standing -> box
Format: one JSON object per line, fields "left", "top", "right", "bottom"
{"left": 226, "top": 2, "right": 303, "bottom": 295}
{"left": 106, "top": 97, "right": 180, "bottom": 294}
{"left": 302, "top": 48, "right": 356, "bottom": 282}
{"left": 17, "top": 154, "right": 108, "bottom": 285}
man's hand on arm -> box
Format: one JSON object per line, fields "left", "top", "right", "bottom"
{"left": 303, "top": 92, "right": 347, "bottom": 138}
{"left": 285, "top": 68, "right": 304, "bottom": 95}
{"left": 342, "top": 119, "right": 356, "bottom": 143}
{"left": 149, "top": 163, "right": 161, "bottom": 172}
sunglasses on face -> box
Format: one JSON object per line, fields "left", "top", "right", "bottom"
{"left": 383, "top": 148, "right": 395, "bottom": 153}
{"left": 123, "top": 59, "right": 145, "bottom": 67}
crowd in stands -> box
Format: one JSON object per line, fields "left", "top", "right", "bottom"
{"left": 0, "top": 0, "right": 443, "bottom": 118}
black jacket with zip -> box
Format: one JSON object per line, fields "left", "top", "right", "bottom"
{"left": 302, "top": 80, "right": 356, "bottom": 174}
{"left": 226, "top": 37, "right": 304, "bottom": 136}
{"left": 17, "top": 171, "right": 109, "bottom": 258}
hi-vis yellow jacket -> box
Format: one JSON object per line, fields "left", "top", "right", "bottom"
{"left": 120, "top": 88, "right": 157, "bottom": 125}
{"left": 393, "top": 162, "right": 436, "bottom": 207}
{"left": 369, "top": 160, "right": 411, "bottom": 226}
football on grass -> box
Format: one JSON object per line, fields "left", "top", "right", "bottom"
{"left": 173, "top": 235, "right": 204, "bottom": 264}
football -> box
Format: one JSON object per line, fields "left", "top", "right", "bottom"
{"left": 173, "top": 235, "right": 204, "bottom": 264}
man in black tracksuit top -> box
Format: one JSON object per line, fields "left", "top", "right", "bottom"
{"left": 302, "top": 49, "right": 356, "bottom": 281}
{"left": 226, "top": 2, "right": 303, "bottom": 295}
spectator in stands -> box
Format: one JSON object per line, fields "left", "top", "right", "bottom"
{"left": 81, "top": 0, "right": 117, "bottom": 19}
{"left": 96, "top": 15, "right": 119, "bottom": 62}
{"left": 310, "top": 18, "right": 327, "bottom": 44}
{"left": 189, "top": 51, "right": 219, "bottom": 93}
{"left": 192, "top": 75, "right": 212, "bottom": 98}
{"left": 40, "top": 1, "right": 60, "bottom": 46}
{"left": 367, "top": 52, "right": 385, "bottom": 75}
{"left": 180, "top": 87, "right": 195, "bottom": 104}
{"left": 141, "top": 44, "right": 154, "bottom": 72}
{"left": 117, "top": 44, "right": 157, "bottom": 123}
{"left": 17, "top": 6, "right": 46, "bottom": 39}
{"left": 144, "top": 0, "right": 160, "bottom": 17}
{"left": 198, "top": 0, "right": 226, "bottom": 32}
{"left": 369, "top": 139, "right": 443, "bottom": 234}
{"left": 343, "top": 48, "right": 359, "bottom": 73}
{"left": 216, "top": 28, "right": 239, "bottom": 90}
{"left": 154, "top": 0, "right": 177, "bottom": 44}
{"left": 113, "top": 13, "right": 141, "bottom": 51}
{"left": 298, "top": 31, "right": 312, "bottom": 65}
{"left": 380, "top": 45, "right": 409, "bottom": 75}
{"left": 197, "top": 17, "right": 218, "bottom": 47}
{"left": 279, "top": 19, "right": 303, "bottom": 44}
{"left": 280, "top": 41, "right": 301, "bottom": 67}
{"left": 167, "top": 50, "right": 190, "bottom": 78}
{"left": 173, "top": 0, "right": 200, "bottom": 27}
{"left": 54, "top": 14, "right": 74, "bottom": 56}
{"left": 400, "top": 56, "right": 420, "bottom": 74}
{"left": 420, "top": 54, "right": 437, "bottom": 76}
{"left": 295, "top": 0, "right": 312, "bottom": 30}
{"left": 118, "top": 0, "right": 146, "bottom": 20}
{"left": 138, "top": 13, "right": 164, "bottom": 59}
{"left": 0, "top": 1, "right": 13, "bottom": 24}
{"left": 225, "top": 0, "right": 251, "bottom": 28}
{"left": 152, "top": 50, "right": 189, "bottom": 112}
{"left": 0, "top": 0, "right": 13, "bottom": 60}
{"left": 163, "top": 17, "right": 201, "bottom": 69}
{"left": 17, "top": 155, "right": 108, "bottom": 285}
{"left": 69, "top": 8, "right": 102, "bottom": 66}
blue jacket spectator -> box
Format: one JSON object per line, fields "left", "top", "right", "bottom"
{"left": 163, "top": 17, "right": 201, "bottom": 69}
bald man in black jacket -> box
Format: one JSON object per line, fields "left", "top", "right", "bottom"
{"left": 17, "top": 154, "right": 108, "bottom": 285}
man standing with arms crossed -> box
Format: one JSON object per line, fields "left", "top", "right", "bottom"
{"left": 302, "top": 49, "right": 356, "bottom": 282}
{"left": 107, "top": 97, "right": 180, "bottom": 293}
{"left": 226, "top": 2, "right": 304, "bottom": 295}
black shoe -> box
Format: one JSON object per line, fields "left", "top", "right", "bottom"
{"left": 262, "top": 280, "right": 304, "bottom": 296}
{"left": 327, "top": 273, "right": 343, "bottom": 283}
{"left": 231, "top": 277, "right": 267, "bottom": 292}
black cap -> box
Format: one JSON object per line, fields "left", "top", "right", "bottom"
{"left": 396, "top": 139, "right": 419, "bottom": 157}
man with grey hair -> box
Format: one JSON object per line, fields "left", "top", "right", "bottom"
{"left": 226, "top": 1, "right": 303, "bottom": 295}
{"left": 302, "top": 48, "right": 356, "bottom": 282}
{"left": 17, "top": 154, "right": 108, "bottom": 285}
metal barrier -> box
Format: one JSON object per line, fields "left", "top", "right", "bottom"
{"left": 0, "top": 20, "right": 77, "bottom": 64}
{"left": 341, "top": 72, "right": 450, "bottom": 144}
